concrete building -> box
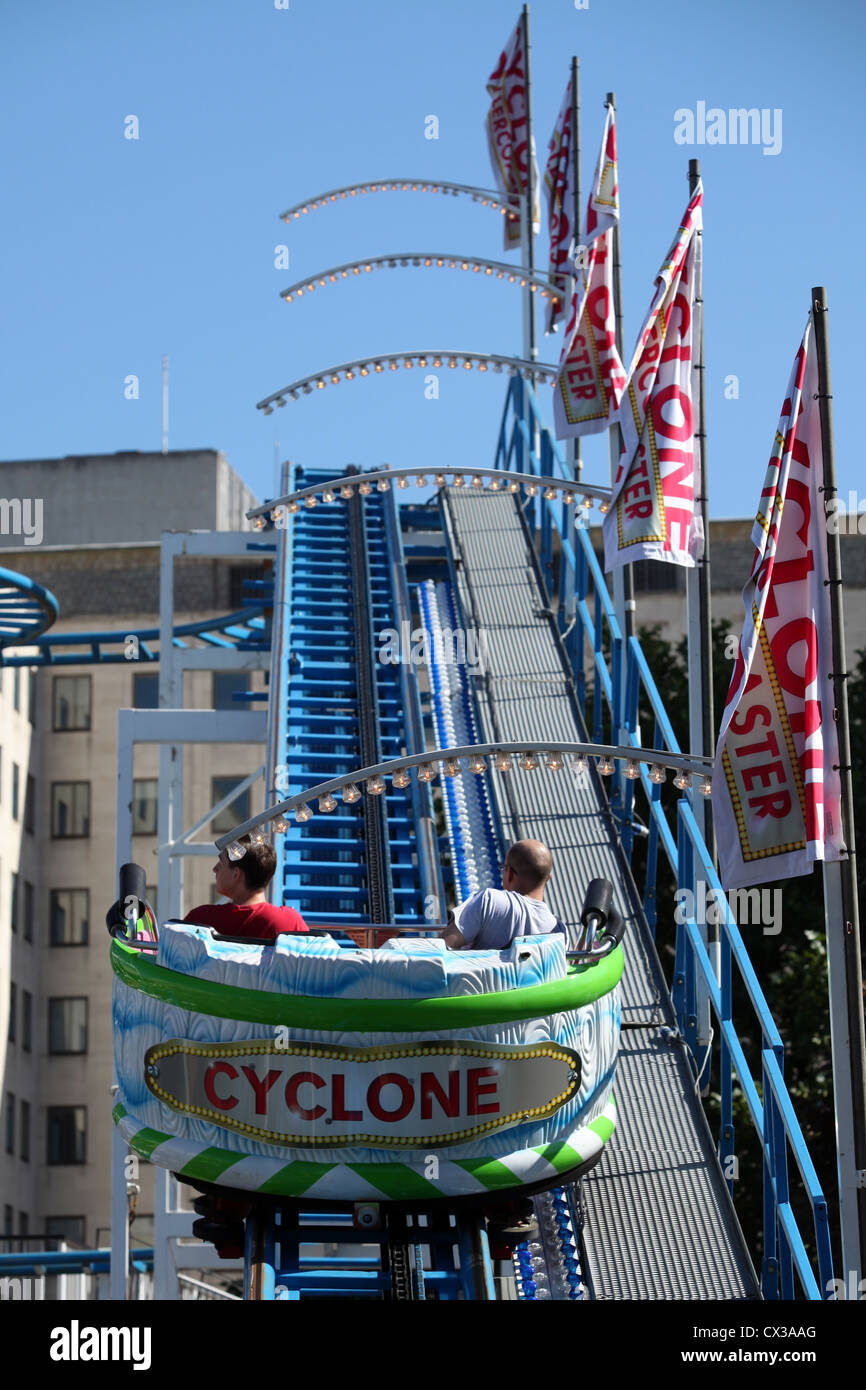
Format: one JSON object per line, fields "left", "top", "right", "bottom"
{"left": 0, "top": 449, "right": 268, "bottom": 1254}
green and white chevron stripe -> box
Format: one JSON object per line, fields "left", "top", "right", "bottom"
{"left": 113, "top": 1097, "right": 616, "bottom": 1201}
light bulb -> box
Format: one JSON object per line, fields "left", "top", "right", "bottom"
{"left": 468, "top": 755, "right": 486, "bottom": 775}
{"left": 415, "top": 475, "right": 428, "bottom": 487}
{"left": 453, "top": 474, "right": 465, "bottom": 487}
{"left": 367, "top": 775, "right": 386, "bottom": 795}
{"left": 508, "top": 480, "right": 520, "bottom": 493}
{"left": 417, "top": 763, "right": 436, "bottom": 782}
{"left": 563, "top": 491, "right": 575, "bottom": 505}
{"left": 359, "top": 481, "right": 372, "bottom": 495}
{"left": 226, "top": 841, "right": 245, "bottom": 862}
{"left": 392, "top": 768, "right": 410, "bottom": 789}
{"left": 377, "top": 478, "right": 390, "bottom": 491}
{"left": 600, "top": 501, "right": 609, "bottom": 514}
{"left": 289, "top": 500, "right": 300, "bottom": 514}
{"left": 342, "top": 783, "right": 361, "bottom": 803}
{"left": 295, "top": 803, "right": 313, "bottom": 822}
{"left": 649, "top": 765, "right": 667, "bottom": 785}
{"left": 488, "top": 478, "right": 501, "bottom": 491}
{"left": 494, "top": 752, "right": 513, "bottom": 772}
{"left": 340, "top": 485, "right": 353, "bottom": 499}
{"left": 545, "top": 751, "right": 564, "bottom": 771}
{"left": 273, "top": 818, "right": 288, "bottom": 833}
{"left": 625, "top": 760, "right": 640, "bottom": 780}
{"left": 471, "top": 475, "right": 484, "bottom": 488}
{"left": 305, "top": 495, "right": 317, "bottom": 508}
{"left": 519, "top": 751, "right": 539, "bottom": 771}
{"left": 435, "top": 473, "right": 447, "bottom": 486}
{"left": 581, "top": 496, "right": 592, "bottom": 510}
{"left": 443, "top": 758, "right": 461, "bottom": 778}
{"left": 397, "top": 476, "right": 410, "bottom": 489}
{"left": 318, "top": 793, "right": 337, "bottom": 813}
{"left": 673, "top": 770, "right": 691, "bottom": 790}
{"left": 571, "top": 754, "right": 588, "bottom": 777}
{"left": 700, "top": 777, "right": 713, "bottom": 797}
{"left": 525, "top": 484, "right": 538, "bottom": 498}
{"left": 597, "top": 756, "right": 615, "bottom": 776}
{"left": 544, "top": 487, "right": 557, "bottom": 501}
{"left": 323, "top": 488, "right": 335, "bottom": 503}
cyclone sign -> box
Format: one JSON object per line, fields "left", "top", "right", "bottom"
{"left": 144, "top": 1038, "right": 581, "bottom": 1149}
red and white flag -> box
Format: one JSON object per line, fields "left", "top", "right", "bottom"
{"left": 553, "top": 105, "right": 625, "bottom": 437}
{"left": 485, "top": 18, "right": 540, "bottom": 251}
{"left": 713, "top": 320, "right": 844, "bottom": 889}
{"left": 543, "top": 78, "right": 576, "bottom": 333}
{"left": 602, "top": 184, "right": 703, "bottom": 570}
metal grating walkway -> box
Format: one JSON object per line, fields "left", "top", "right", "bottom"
{"left": 442, "top": 485, "right": 759, "bottom": 1300}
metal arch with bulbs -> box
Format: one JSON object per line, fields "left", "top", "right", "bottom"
{"left": 279, "top": 178, "right": 521, "bottom": 226}
{"left": 214, "top": 740, "right": 714, "bottom": 855}
{"left": 280, "top": 252, "right": 565, "bottom": 309}
{"left": 245, "top": 465, "right": 613, "bottom": 523}
{"left": 256, "top": 351, "right": 561, "bottom": 414}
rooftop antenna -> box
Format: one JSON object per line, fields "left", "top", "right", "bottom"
{"left": 161, "top": 355, "right": 169, "bottom": 455}
{"left": 273, "top": 439, "right": 280, "bottom": 499}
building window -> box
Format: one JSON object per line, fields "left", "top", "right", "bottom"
{"left": 213, "top": 672, "right": 252, "bottom": 712}
{"left": 11, "top": 872, "right": 18, "bottom": 933}
{"left": 51, "top": 783, "right": 91, "bottom": 838}
{"left": 50, "top": 889, "right": 89, "bottom": 946}
{"left": 133, "top": 673, "right": 160, "bottom": 709}
{"left": 52, "top": 675, "right": 91, "bottom": 731}
{"left": 24, "top": 776, "right": 34, "bottom": 834}
{"left": 47, "top": 1107, "right": 86, "bottom": 1165}
{"left": 132, "top": 779, "right": 158, "bottom": 835}
{"left": 11, "top": 763, "right": 19, "bottom": 821}
{"left": 20, "top": 1101, "right": 29, "bottom": 1163}
{"left": 211, "top": 777, "right": 251, "bottom": 834}
{"left": 13, "top": 668, "right": 20, "bottom": 712}
{"left": 229, "top": 565, "right": 263, "bottom": 609}
{"left": 23, "top": 881, "right": 33, "bottom": 942}
{"left": 7, "top": 984, "right": 15, "bottom": 1043}
{"left": 5, "top": 1094, "right": 14, "bottom": 1154}
{"left": 45, "top": 1216, "right": 86, "bottom": 1246}
{"left": 28, "top": 669, "right": 36, "bottom": 726}
{"left": 48, "top": 998, "right": 88, "bottom": 1055}
{"left": 22, "top": 992, "right": 31, "bottom": 1052}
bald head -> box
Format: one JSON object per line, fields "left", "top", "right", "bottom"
{"left": 504, "top": 839, "right": 552, "bottom": 897}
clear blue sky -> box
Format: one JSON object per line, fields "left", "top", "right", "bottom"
{"left": 2, "top": 0, "right": 863, "bottom": 517}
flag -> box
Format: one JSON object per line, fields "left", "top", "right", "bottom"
{"left": 601, "top": 184, "right": 703, "bottom": 569}
{"left": 485, "top": 18, "right": 540, "bottom": 251}
{"left": 544, "top": 78, "right": 576, "bottom": 333}
{"left": 552, "top": 104, "right": 625, "bottom": 437}
{"left": 713, "top": 319, "right": 844, "bottom": 889}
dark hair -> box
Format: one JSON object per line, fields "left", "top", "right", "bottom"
{"left": 506, "top": 839, "right": 552, "bottom": 891}
{"left": 233, "top": 838, "right": 277, "bottom": 891}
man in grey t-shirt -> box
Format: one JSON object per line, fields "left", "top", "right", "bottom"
{"left": 441, "top": 840, "right": 561, "bottom": 950}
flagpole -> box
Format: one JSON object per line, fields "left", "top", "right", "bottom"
{"left": 813, "top": 284, "right": 866, "bottom": 1283}
{"left": 570, "top": 57, "right": 582, "bottom": 485}
{"left": 606, "top": 93, "right": 634, "bottom": 652}
{"left": 521, "top": 4, "right": 537, "bottom": 371}
{"left": 687, "top": 159, "right": 715, "bottom": 861}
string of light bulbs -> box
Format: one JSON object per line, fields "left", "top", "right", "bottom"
{"left": 279, "top": 178, "right": 522, "bottom": 226}
{"left": 246, "top": 465, "right": 612, "bottom": 523}
{"left": 280, "top": 253, "right": 564, "bottom": 309}
{"left": 257, "top": 351, "right": 560, "bottom": 414}
{"left": 214, "top": 742, "right": 714, "bottom": 858}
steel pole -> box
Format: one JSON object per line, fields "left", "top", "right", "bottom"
{"left": 812, "top": 285, "right": 866, "bottom": 1284}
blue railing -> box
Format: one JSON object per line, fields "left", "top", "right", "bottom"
{"left": 494, "top": 372, "right": 834, "bottom": 1300}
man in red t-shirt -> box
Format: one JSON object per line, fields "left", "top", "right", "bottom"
{"left": 183, "top": 838, "right": 309, "bottom": 941}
